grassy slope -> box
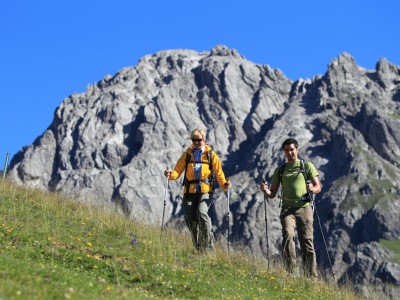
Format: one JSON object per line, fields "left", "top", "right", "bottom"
{"left": 0, "top": 180, "right": 369, "bottom": 299}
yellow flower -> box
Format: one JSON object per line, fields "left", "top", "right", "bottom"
{"left": 87, "top": 242, "right": 92, "bottom": 247}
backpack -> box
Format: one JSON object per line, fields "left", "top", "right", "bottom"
{"left": 182, "top": 145, "right": 215, "bottom": 191}
{"left": 279, "top": 159, "right": 314, "bottom": 202}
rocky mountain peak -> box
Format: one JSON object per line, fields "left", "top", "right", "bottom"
{"left": 210, "top": 44, "right": 243, "bottom": 58}
{"left": 327, "top": 52, "right": 365, "bottom": 80}
{"left": 376, "top": 57, "right": 400, "bottom": 91}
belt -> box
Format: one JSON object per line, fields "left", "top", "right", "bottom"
{"left": 185, "top": 178, "right": 212, "bottom": 186}
{"left": 282, "top": 197, "right": 311, "bottom": 208}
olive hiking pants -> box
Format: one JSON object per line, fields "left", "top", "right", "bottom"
{"left": 182, "top": 192, "right": 214, "bottom": 252}
{"left": 280, "top": 205, "right": 317, "bottom": 277}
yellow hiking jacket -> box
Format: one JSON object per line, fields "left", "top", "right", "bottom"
{"left": 169, "top": 144, "right": 228, "bottom": 193}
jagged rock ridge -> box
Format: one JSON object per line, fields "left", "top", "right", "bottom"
{"left": 9, "top": 45, "right": 400, "bottom": 297}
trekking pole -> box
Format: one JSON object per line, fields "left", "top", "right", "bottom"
{"left": 2, "top": 153, "right": 10, "bottom": 179}
{"left": 226, "top": 178, "right": 231, "bottom": 252}
{"left": 307, "top": 181, "right": 336, "bottom": 281}
{"left": 314, "top": 201, "right": 336, "bottom": 281}
{"left": 160, "top": 167, "right": 170, "bottom": 241}
{"left": 263, "top": 180, "right": 270, "bottom": 268}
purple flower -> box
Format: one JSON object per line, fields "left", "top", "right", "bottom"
{"left": 131, "top": 239, "right": 138, "bottom": 245}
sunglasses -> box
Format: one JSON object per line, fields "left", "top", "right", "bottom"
{"left": 191, "top": 138, "right": 203, "bottom": 142}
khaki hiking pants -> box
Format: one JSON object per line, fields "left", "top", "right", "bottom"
{"left": 182, "top": 193, "right": 214, "bottom": 252}
{"left": 280, "top": 205, "right": 317, "bottom": 277}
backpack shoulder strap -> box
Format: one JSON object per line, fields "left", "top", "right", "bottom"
{"left": 182, "top": 152, "right": 191, "bottom": 187}
{"left": 300, "top": 159, "right": 305, "bottom": 173}
{"left": 279, "top": 162, "right": 286, "bottom": 184}
{"left": 207, "top": 144, "right": 214, "bottom": 169}
{"left": 206, "top": 144, "right": 215, "bottom": 190}
{"left": 299, "top": 159, "right": 311, "bottom": 181}
{"left": 300, "top": 159, "right": 315, "bottom": 203}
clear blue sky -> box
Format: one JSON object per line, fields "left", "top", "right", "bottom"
{"left": 1, "top": 0, "right": 399, "bottom": 166}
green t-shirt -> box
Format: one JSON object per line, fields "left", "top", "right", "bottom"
{"left": 271, "top": 160, "right": 319, "bottom": 207}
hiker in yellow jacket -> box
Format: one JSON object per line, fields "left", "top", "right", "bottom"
{"left": 164, "top": 128, "right": 231, "bottom": 253}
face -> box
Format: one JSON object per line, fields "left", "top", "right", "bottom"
{"left": 283, "top": 143, "right": 299, "bottom": 163}
{"left": 191, "top": 134, "right": 205, "bottom": 150}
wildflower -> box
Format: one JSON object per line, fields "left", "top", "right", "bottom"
{"left": 87, "top": 242, "right": 92, "bottom": 247}
{"left": 131, "top": 239, "right": 138, "bottom": 245}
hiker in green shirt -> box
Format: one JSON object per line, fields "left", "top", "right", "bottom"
{"left": 260, "top": 138, "right": 321, "bottom": 277}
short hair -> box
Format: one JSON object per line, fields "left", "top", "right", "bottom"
{"left": 190, "top": 128, "right": 206, "bottom": 140}
{"left": 282, "top": 138, "right": 298, "bottom": 149}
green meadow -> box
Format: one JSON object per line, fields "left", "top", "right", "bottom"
{"left": 0, "top": 179, "right": 382, "bottom": 299}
